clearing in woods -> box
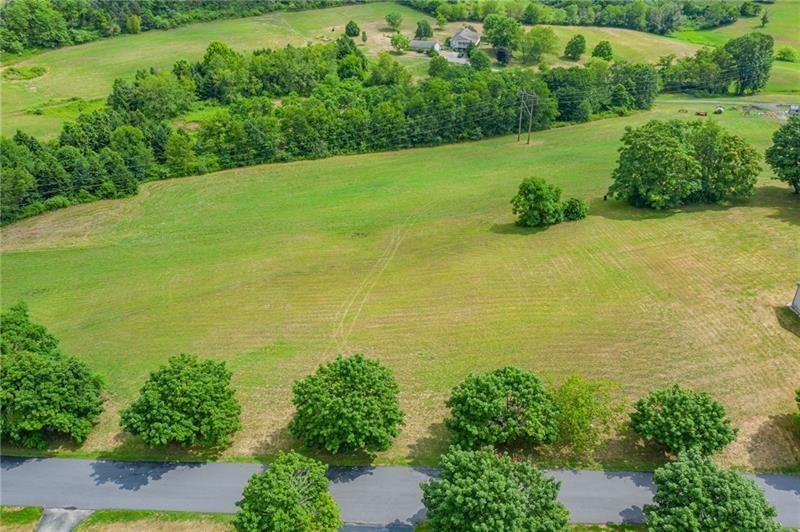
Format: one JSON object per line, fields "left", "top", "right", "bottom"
{"left": 2, "top": 100, "right": 798, "bottom": 470}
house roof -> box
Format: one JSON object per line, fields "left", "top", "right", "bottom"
{"left": 452, "top": 27, "right": 480, "bottom": 43}
{"left": 409, "top": 39, "right": 439, "bottom": 49}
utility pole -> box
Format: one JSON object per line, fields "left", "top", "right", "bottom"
{"left": 517, "top": 91, "right": 538, "bottom": 144}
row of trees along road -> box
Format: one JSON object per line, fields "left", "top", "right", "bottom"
{"left": 1, "top": 306, "right": 792, "bottom": 530}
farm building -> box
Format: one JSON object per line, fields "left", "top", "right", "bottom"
{"left": 790, "top": 283, "right": 800, "bottom": 317}
{"left": 450, "top": 27, "right": 480, "bottom": 50}
{"left": 410, "top": 39, "right": 440, "bottom": 53}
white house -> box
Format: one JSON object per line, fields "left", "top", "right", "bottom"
{"left": 450, "top": 27, "right": 480, "bottom": 51}
{"left": 409, "top": 39, "right": 440, "bottom": 53}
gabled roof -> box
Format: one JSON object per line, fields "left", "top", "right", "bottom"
{"left": 409, "top": 39, "right": 439, "bottom": 49}
{"left": 452, "top": 27, "right": 480, "bottom": 43}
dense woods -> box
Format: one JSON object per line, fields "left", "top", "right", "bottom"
{"left": 0, "top": 36, "right": 659, "bottom": 224}
{"left": 0, "top": 0, "right": 367, "bottom": 54}
{"left": 401, "top": 0, "right": 762, "bottom": 35}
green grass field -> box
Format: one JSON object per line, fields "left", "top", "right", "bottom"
{"left": 2, "top": 100, "right": 798, "bottom": 469}
{"left": 673, "top": 0, "right": 799, "bottom": 49}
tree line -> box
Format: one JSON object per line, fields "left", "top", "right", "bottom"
{"left": 0, "top": 0, "right": 367, "bottom": 55}
{"left": 401, "top": 0, "right": 766, "bottom": 36}
{"left": 1, "top": 304, "right": 792, "bottom": 530}
{"left": 1, "top": 36, "right": 660, "bottom": 224}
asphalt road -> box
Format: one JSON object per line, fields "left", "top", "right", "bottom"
{"left": 2, "top": 457, "right": 799, "bottom": 528}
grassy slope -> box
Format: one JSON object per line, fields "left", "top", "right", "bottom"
{"left": 2, "top": 101, "right": 798, "bottom": 469}
{"left": 0, "top": 2, "right": 430, "bottom": 137}
{"left": 671, "top": 0, "right": 800, "bottom": 94}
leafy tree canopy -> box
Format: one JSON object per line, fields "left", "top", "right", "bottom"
{"left": 630, "top": 384, "right": 737, "bottom": 455}
{"left": 553, "top": 375, "right": 621, "bottom": 461}
{"left": 289, "top": 354, "right": 404, "bottom": 454}
{"left": 724, "top": 32, "right": 774, "bottom": 95}
{"left": 422, "top": 448, "right": 569, "bottom": 531}
{"left": 592, "top": 40, "right": 613, "bottom": 61}
{"left": 120, "top": 353, "right": 242, "bottom": 448}
{"left": 765, "top": 115, "right": 800, "bottom": 193}
{"left": 483, "top": 14, "right": 522, "bottom": 49}
{"left": 511, "top": 177, "right": 564, "bottom": 227}
{"left": 564, "top": 34, "right": 586, "bottom": 60}
{"left": 445, "top": 366, "right": 559, "bottom": 448}
{"left": 414, "top": 19, "right": 433, "bottom": 39}
{"left": 645, "top": 450, "right": 780, "bottom": 531}
{"left": 345, "top": 20, "right": 360, "bottom": 37}
{"left": 234, "top": 451, "right": 341, "bottom": 532}
{"left": 608, "top": 119, "right": 760, "bottom": 209}
{"left": 0, "top": 303, "right": 104, "bottom": 449}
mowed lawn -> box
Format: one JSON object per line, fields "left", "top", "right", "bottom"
{"left": 2, "top": 101, "right": 798, "bottom": 469}
{"left": 0, "top": 2, "right": 431, "bottom": 137}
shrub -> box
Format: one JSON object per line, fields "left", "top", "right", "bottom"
{"left": 511, "top": 177, "right": 564, "bottom": 227}
{"left": 775, "top": 46, "right": 799, "bottom": 62}
{"left": 289, "top": 354, "right": 404, "bottom": 453}
{"left": 345, "top": 20, "right": 360, "bottom": 38}
{"left": 765, "top": 115, "right": 800, "bottom": 194}
{"left": 43, "top": 195, "right": 71, "bottom": 210}
{"left": 645, "top": 450, "right": 780, "bottom": 531}
{"left": 120, "top": 354, "right": 241, "bottom": 448}
{"left": 0, "top": 303, "right": 104, "bottom": 449}
{"left": 421, "top": 448, "right": 569, "bottom": 531}
{"left": 592, "top": 40, "right": 613, "bottom": 61}
{"left": 553, "top": 375, "right": 622, "bottom": 461}
{"left": 561, "top": 197, "right": 588, "bottom": 221}
{"left": 496, "top": 46, "right": 512, "bottom": 65}
{"left": 445, "top": 366, "right": 559, "bottom": 448}
{"left": 630, "top": 384, "right": 737, "bottom": 455}
{"left": 564, "top": 34, "right": 586, "bottom": 60}
{"left": 234, "top": 451, "right": 341, "bottom": 531}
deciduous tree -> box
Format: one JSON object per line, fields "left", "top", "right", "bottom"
{"left": 385, "top": 12, "right": 402, "bottom": 31}
{"left": 645, "top": 450, "right": 780, "bottom": 531}
{"left": 564, "top": 34, "right": 586, "bottom": 60}
{"left": 511, "top": 177, "right": 564, "bottom": 227}
{"left": 120, "top": 354, "right": 242, "bottom": 448}
{"left": 765, "top": 115, "right": 800, "bottom": 193}
{"left": 630, "top": 384, "right": 737, "bottom": 454}
{"left": 234, "top": 451, "right": 341, "bottom": 532}
{"left": 446, "top": 366, "right": 559, "bottom": 448}
{"left": 0, "top": 303, "right": 104, "bottom": 449}
{"left": 289, "top": 354, "right": 404, "bottom": 453}
{"left": 422, "top": 448, "right": 569, "bottom": 531}
{"left": 592, "top": 40, "right": 613, "bottom": 61}
{"left": 483, "top": 14, "right": 522, "bottom": 49}
{"left": 414, "top": 19, "right": 433, "bottom": 39}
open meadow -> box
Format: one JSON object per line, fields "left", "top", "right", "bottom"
{"left": 2, "top": 99, "right": 798, "bottom": 469}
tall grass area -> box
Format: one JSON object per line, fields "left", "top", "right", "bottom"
{"left": 2, "top": 101, "right": 798, "bottom": 469}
